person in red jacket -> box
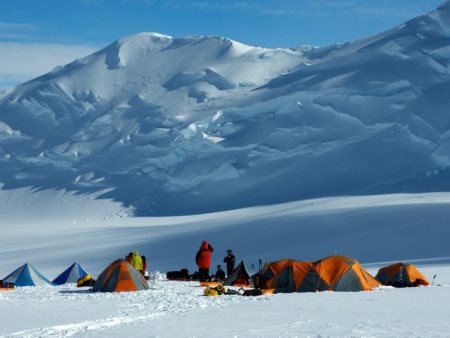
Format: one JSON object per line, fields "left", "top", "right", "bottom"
{"left": 195, "top": 240, "right": 214, "bottom": 281}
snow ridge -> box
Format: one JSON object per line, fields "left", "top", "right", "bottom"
{"left": 1, "top": 4, "right": 450, "bottom": 215}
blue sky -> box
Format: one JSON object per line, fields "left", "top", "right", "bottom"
{"left": 0, "top": 0, "right": 445, "bottom": 88}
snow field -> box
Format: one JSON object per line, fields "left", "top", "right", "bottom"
{"left": 1, "top": 190, "right": 450, "bottom": 337}
{"left": 0, "top": 279, "right": 261, "bottom": 338}
{"left": 0, "top": 266, "right": 449, "bottom": 337}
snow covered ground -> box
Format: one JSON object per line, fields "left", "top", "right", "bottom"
{"left": 1, "top": 190, "right": 450, "bottom": 337}
{"left": 1, "top": 266, "right": 449, "bottom": 337}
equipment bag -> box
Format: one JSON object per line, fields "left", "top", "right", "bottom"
{"left": 166, "top": 268, "right": 190, "bottom": 280}
{"left": 77, "top": 274, "right": 94, "bottom": 287}
{"left": 203, "top": 284, "right": 228, "bottom": 296}
{"left": 241, "top": 288, "right": 263, "bottom": 296}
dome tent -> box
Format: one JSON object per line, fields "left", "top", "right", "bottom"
{"left": 376, "top": 263, "right": 429, "bottom": 287}
{"left": 93, "top": 259, "right": 149, "bottom": 292}
{"left": 259, "top": 255, "right": 380, "bottom": 293}
{"left": 258, "top": 259, "right": 299, "bottom": 290}
{"left": 313, "top": 255, "right": 380, "bottom": 292}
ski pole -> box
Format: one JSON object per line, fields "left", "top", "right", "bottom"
{"left": 431, "top": 274, "right": 437, "bottom": 286}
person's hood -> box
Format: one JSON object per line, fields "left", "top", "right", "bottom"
{"left": 200, "top": 241, "right": 209, "bottom": 249}
{"left": 133, "top": 250, "right": 139, "bottom": 256}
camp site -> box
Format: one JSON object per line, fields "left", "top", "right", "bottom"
{"left": 2, "top": 0, "right": 450, "bottom": 336}
{"left": 1, "top": 192, "right": 450, "bottom": 337}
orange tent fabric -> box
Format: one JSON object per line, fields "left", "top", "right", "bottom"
{"left": 313, "top": 255, "right": 380, "bottom": 292}
{"left": 260, "top": 255, "right": 380, "bottom": 293}
{"left": 376, "top": 263, "right": 429, "bottom": 287}
{"left": 93, "top": 259, "right": 149, "bottom": 292}
{"left": 268, "top": 261, "right": 316, "bottom": 293}
{"left": 259, "top": 259, "right": 298, "bottom": 289}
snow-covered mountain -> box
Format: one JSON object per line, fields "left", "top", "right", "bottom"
{"left": 1, "top": 2, "right": 450, "bottom": 215}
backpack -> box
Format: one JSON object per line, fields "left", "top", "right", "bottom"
{"left": 77, "top": 274, "right": 95, "bottom": 287}
{"left": 203, "top": 284, "right": 228, "bottom": 296}
{"left": 166, "top": 268, "right": 190, "bottom": 280}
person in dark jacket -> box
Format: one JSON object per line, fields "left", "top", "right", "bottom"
{"left": 141, "top": 255, "right": 147, "bottom": 276}
{"left": 195, "top": 240, "right": 214, "bottom": 281}
{"left": 125, "top": 252, "right": 133, "bottom": 264}
{"left": 223, "top": 249, "right": 236, "bottom": 276}
{"left": 215, "top": 265, "right": 226, "bottom": 281}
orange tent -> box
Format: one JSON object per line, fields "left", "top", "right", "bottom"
{"left": 259, "top": 259, "right": 298, "bottom": 289}
{"left": 93, "top": 259, "right": 149, "bottom": 292}
{"left": 376, "top": 263, "right": 429, "bottom": 287}
{"left": 313, "top": 255, "right": 380, "bottom": 292}
{"left": 259, "top": 255, "right": 380, "bottom": 293}
{"left": 262, "top": 261, "right": 316, "bottom": 293}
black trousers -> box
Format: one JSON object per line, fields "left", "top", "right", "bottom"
{"left": 227, "top": 266, "right": 234, "bottom": 276}
{"left": 199, "top": 268, "right": 210, "bottom": 281}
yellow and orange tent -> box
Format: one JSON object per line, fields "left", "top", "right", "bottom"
{"left": 259, "top": 258, "right": 298, "bottom": 290}
{"left": 313, "top": 255, "right": 380, "bottom": 292}
{"left": 93, "top": 259, "right": 149, "bottom": 292}
{"left": 375, "top": 263, "right": 429, "bottom": 287}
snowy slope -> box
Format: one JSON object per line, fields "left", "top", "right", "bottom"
{"left": 1, "top": 191, "right": 450, "bottom": 277}
{"left": 1, "top": 193, "right": 450, "bottom": 337}
{"left": 1, "top": 3, "right": 450, "bottom": 215}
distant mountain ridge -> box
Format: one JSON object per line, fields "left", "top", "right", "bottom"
{"left": 1, "top": 2, "right": 450, "bottom": 215}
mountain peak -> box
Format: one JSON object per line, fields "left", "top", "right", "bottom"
{"left": 437, "top": 0, "right": 450, "bottom": 10}
{"left": 117, "top": 32, "right": 173, "bottom": 46}
{"left": 1, "top": 3, "right": 450, "bottom": 215}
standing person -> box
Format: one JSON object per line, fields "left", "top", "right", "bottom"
{"left": 125, "top": 252, "right": 133, "bottom": 264}
{"left": 141, "top": 255, "right": 147, "bottom": 276}
{"left": 223, "top": 249, "right": 236, "bottom": 276}
{"left": 132, "top": 250, "right": 143, "bottom": 271}
{"left": 195, "top": 240, "right": 214, "bottom": 281}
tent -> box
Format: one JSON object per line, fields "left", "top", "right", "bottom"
{"left": 258, "top": 259, "right": 299, "bottom": 289}
{"left": 261, "top": 261, "right": 316, "bottom": 293}
{"left": 259, "top": 255, "right": 380, "bottom": 293}
{"left": 224, "top": 260, "right": 252, "bottom": 287}
{"left": 313, "top": 255, "right": 380, "bottom": 292}
{"left": 52, "top": 262, "right": 89, "bottom": 285}
{"left": 93, "top": 259, "right": 149, "bottom": 292}
{"left": 2, "top": 263, "right": 53, "bottom": 287}
{"left": 375, "top": 263, "right": 429, "bottom": 287}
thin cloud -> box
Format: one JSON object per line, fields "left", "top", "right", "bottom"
{"left": 0, "top": 42, "right": 98, "bottom": 89}
{"left": 183, "top": 0, "right": 433, "bottom": 19}
{"left": 0, "top": 21, "right": 35, "bottom": 30}
{"left": 0, "top": 21, "right": 36, "bottom": 41}
{"left": 0, "top": 33, "right": 32, "bottom": 40}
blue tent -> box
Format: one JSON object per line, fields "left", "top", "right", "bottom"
{"left": 2, "top": 263, "right": 53, "bottom": 287}
{"left": 53, "top": 262, "right": 89, "bottom": 285}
